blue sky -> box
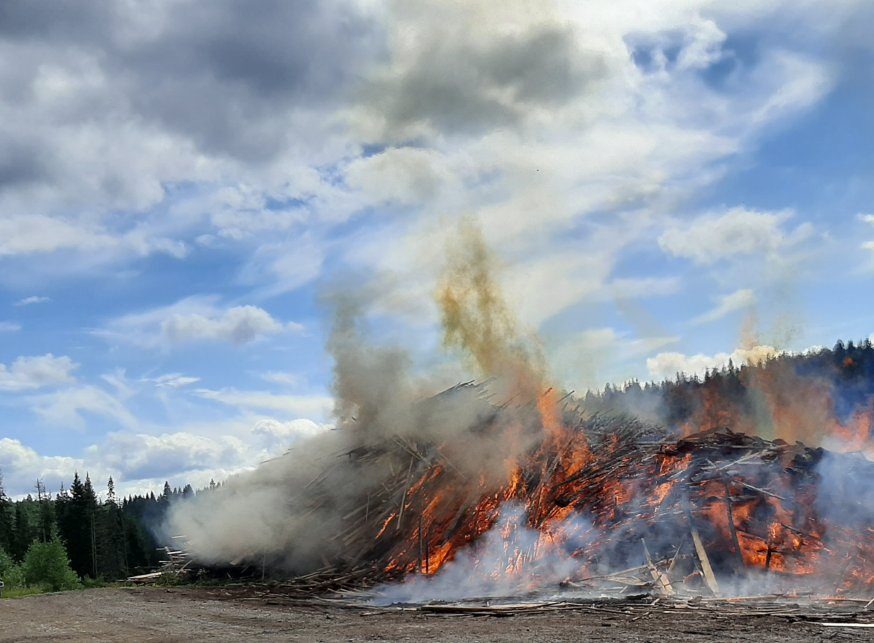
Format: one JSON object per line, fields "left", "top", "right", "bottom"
{"left": 0, "top": 0, "right": 872, "bottom": 497}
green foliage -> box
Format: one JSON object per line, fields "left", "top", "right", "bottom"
{"left": 0, "top": 545, "right": 16, "bottom": 577}
{"left": 22, "top": 539, "right": 81, "bottom": 592}
{"left": 1, "top": 545, "right": 27, "bottom": 591}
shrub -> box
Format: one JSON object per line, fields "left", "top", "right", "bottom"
{"left": 22, "top": 539, "right": 81, "bottom": 592}
{"left": 0, "top": 546, "right": 14, "bottom": 577}
{"left": 0, "top": 546, "right": 25, "bottom": 591}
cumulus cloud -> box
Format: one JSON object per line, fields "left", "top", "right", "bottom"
{"left": 0, "top": 438, "right": 86, "bottom": 498}
{"left": 163, "top": 306, "right": 289, "bottom": 345}
{"left": 0, "top": 0, "right": 384, "bottom": 281}
{"left": 98, "top": 296, "right": 302, "bottom": 348}
{"left": 88, "top": 432, "right": 247, "bottom": 480}
{"left": 345, "top": 147, "right": 457, "bottom": 206}
{"left": 354, "top": 2, "right": 606, "bottom": 141}
{"left": 646, "top": 344, "right": 778, "bottom": 380}
{"left": 0, "top": 354, "right": 77, "bottom": 391}
{"left": 658, "top": 208, "right": 810, "bottom": 265}
{"left": 691, "top": 288, "right": 756, "bottom": 325}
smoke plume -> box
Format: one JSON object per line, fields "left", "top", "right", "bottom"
{"left": 164, "top": 218, "right": 553, "bottom": 572}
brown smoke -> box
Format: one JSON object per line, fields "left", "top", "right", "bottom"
{"left": 437, "top": 217, "right": 549, "bottom": 401}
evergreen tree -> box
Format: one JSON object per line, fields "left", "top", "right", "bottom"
{"left": 0, "top": 470, "right": 13, "bottom": 555}
{"left": 12, "top": 500, "right": 35, "bottom": 561}
{"left": 35, "top": 479, "right": 56, "bottom": 543}
{"left": 58, "top": 472, "right": 99, "bottom": 579}
{"left": 22, "top": 538, "right": 80, "bottom": 591}
{"left": 94, "top": 478, "right": 127, "bottom": 579}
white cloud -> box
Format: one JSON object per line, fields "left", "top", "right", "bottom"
{"left": 252, "top": 418, "right": 328, "bottom": 444}
{"left": 14, "top": 295, "right": 50, "bottom": 306}
{"left": 333, "top": 1, "right": 835, "bottom": 335}
{"left": 0, "top": 321, "right": 21, "bottom": 332}
{"left": 162, "top": 306, "right": 290, "bottom": 345}
{"left": 146, "top": 373, "right": 201, "bottom": 388}
{"left": 0, "top": 215, "right": 112, "bottom": 256}
{"left": 691, "top": 288, "right": 756, "bottom": 325}
{"left": 195, "top": 388, "right": 334, "bottom": 421}
{"left": 29, "top": 385, "right": 136, "bottom": 429}
{"left": 88, "top": 432, "right": 248, "bottom": 480}
{"left": 237, "top": 240, "right": 325, "bottom": 298}
{"left": 0, "top": 354, "right": 77, "bottom": 391}
{"left": 658, "top": 208, "right": 808, "bottom": 265}
{"left": 258, "top": 371, "right": 304, "bottom": 388}
{"left": 345, "top": 147, "right": 457, "bottom": 206}
{"left": 0, "top": 214, "right": 186, "bottom": 264}
{"left": 646, "top": 344, "right": 778, "bottom": 380}
{"left": 0, "top": 438, "right": 87, "bottom": 498}
{"left": 860, "top": 213, "right": 874, "bottom": 225}
{"left": 98, "top": 296, "right": 303, "bottom": 348}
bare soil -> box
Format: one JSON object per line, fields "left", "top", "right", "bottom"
{"left": 1, "top": 586, "right": 871, "bottom": 642}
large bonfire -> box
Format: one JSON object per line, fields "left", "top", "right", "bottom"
{"left": 166, "top": 223, "right": 874, "bottom": 602}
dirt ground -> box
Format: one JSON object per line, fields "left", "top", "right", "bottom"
{"left": 2, "top": 586, "right": 873, "bottom": 642}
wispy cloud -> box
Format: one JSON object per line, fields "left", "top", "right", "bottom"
{"left": 195, "top": 387, "right": 333, "bottom": 420}
{"left": 691, "top": 288, "right": 756, "bottom": 326}
{"left": 29, "top": 385, "right": 136, "bottom": 429}
{"left": 144, "top": 373, "right": 201, "bottom": 388}
{"left": 14, "top": 295, "right": 50, "bottom": 307}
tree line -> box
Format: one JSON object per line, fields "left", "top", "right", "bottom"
{"left": 583, "top": 338, "right": 874, "bottom": 439}
{"left": 0, "top": 472, "right": 217, "bottom": 591}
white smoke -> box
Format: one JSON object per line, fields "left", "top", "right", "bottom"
{"left": 373, "top": 502, "right": 597, "bottom": 604}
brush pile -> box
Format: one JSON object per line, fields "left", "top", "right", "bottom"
{"left": 242, "top": 382, "right": 874, "bottom": 599}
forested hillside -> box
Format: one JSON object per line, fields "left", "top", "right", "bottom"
{"left": 583, "top": 339, "right": 874, "bottom": 446}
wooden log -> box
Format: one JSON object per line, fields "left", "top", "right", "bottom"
{"left": 396, "top": 457, "right": 415, "bottom": 533}
{"left": 690, "top": 526, "right": 720, "bottom": 596}
{"left": 641, "top": 538, "right": 674, "bottom": 596}
{"left": 721, "top": 478, "right": 746, "bottom": 571}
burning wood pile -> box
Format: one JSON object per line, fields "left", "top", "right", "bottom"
{"left": 287, "top": 382, "right": 874, "bottom": 600}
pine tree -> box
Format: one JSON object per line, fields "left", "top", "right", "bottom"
{"left": 0, "top": 470, "right": 14, "bottom": 555}
{"left": 58, "top": 472, "right": 99, "bottom": 579}
{"left": 95, "top": 477, "right": 127, "bottom": 579}
{"left": 35, "top": 479, "right": 56, "bottom": 543}
{"left": 12, "top": 501, "right": 36, "bottom": 561}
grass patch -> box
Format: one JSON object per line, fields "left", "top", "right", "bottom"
{"left": 2, "top": 585, "right": 55, "bottom": 599}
